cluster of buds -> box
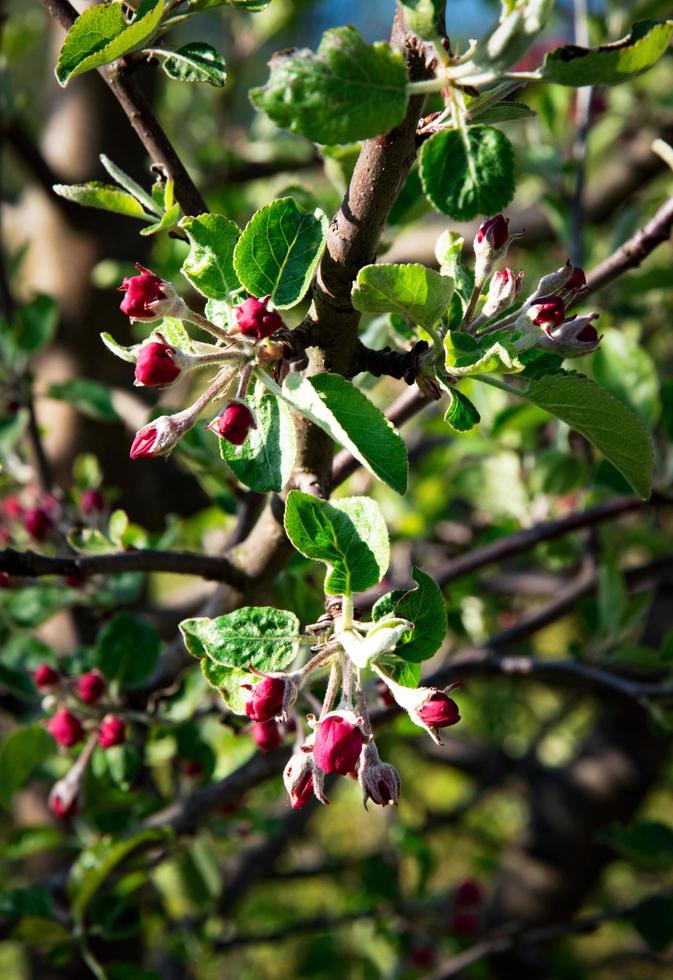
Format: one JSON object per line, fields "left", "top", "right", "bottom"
{"left": 35, "top": 664, "right": 126, "bottom": 820}
{"left": 116, "top": 267, "right": 287, "bottom": 461}
{"left": 1, "top": 481, "right": 107, "bottom": 558}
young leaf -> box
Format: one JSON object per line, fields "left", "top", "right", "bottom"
{"left": 0, "top": 726, "right": 55, "bottom": 809}
{"left": 99, "top": 154, "right": 161, "bottom": 216}
{"left": 542, "top": 19, "right": 673, "bottom": 87}
{"left": 179, "top": 607, "right": 300, "bottom": 672}
{"left": 352, "top": 263, "right": 454, "bottom": 329}
{"left": 419, "top": 126, "right": 515, "bottom": 220}
{"left": 444, "top": 388, "right": 481, "bottom": 432}
{"left": 55, "top": 0, "right": 165, "bottom": 87}
{"left": 399, "top": 0, "right": 445, "bottom": 39}
{"left": 374, "top": 567, "right": 447, "bottom": 663}
{"left": 139, "top": 202, "right": 181, "bottom": 236}
{"left": 47, "top": 379, "right": 121, "bottom": 423}
{"left": 444, "top": 335, "right": 523, "bottom": 377}
{"left": 13, "top": 296, "right": 58, "bottom": 354}
{"left": 250, "top": 26, "right": 408, "bottom": 145}
{"left": 53, "top": 182, "right": 152, "bottom": 219}
{"left": 179, "top": 213, "right": 241, "bottom": 300}
{"left": 467, "top": 101, "right": 536, "bottom": 124}
{"left": 520, "top": 371, "right": 654, "bottom": 499}
{"left": 157, "top": 42, "right": 227, "bottom": 86}
{"left": 279, "top": 372, "right": 408, "bottom": 493}
{"left": 233, "top": 198, "right": 328, "bottom": 309}
{"left": 220, "top": 382, "right": 296, "bottom": 493}
{"left": 200, "top": 661, "right": 251, "bottom": 715}
{"left": 284, "top": 492, "right": 390, "bottom": 595}
{"left": 94, "top": 612, "right": 161, "bottom": 688}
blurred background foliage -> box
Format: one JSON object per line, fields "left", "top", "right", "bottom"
{"left": 2, "top": 0, "right": 673, "bottom": 978}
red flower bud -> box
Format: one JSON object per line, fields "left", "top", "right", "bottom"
{"left": 183, "top": 759, "right": 204, "bottom": 778}
{"left": 213, "top": 401, "right": 256, "bottom": 446}
{"left": 451, "top": 911, "right": 480, "bottom": 937}
{"left": 118, "top": 264, "right": 166, "bottom": 320}
{"left": 252, "top": 719, "right": 283, "bottom": 753}
{"left": 48, "top": 709, "right": 84, "bottom": 748}
{"left": 418, "top": 691, "right": 461, "bottom": 729}
{"left": 455, "top": 878, "right": 484, "bottom": 908}
{"left": 77, "top": 671, "right": 105, "bottom": 705}
{"left": 129, "top": 425, "right": 159, "bottom": 459}
{"left": 290, "top": 769, "right": 315, "bottom": 809}
{"left": 566, "top": 266, "right": 586, "bottom": 291}
{"left": 235, "top": 296, "right": 284, "bottom": 340}
{"left": 98, "top": 714, "right": 126, "bottom": 749}
{"left": 244, "top": 676, "right": 286, "bottom": 723}
{"left": 2, "top": 496, "right": 23, "bottom": 520}
{"left": 49, "top": 788, "right": 79, "bottom": 820}
{"left": 476, "top": 214, "right": 509, "bottom": 251}
{"left": 576, "top": 322, "right": 598, "bottom": 343}
{"left": 81, "top": 489, "right": 105, "bottom": 515}
{"left": 134, "top": 342, "right": 181, "bottom": 388}
{"left": 34, "top": 664, "right": 60, "bottom": 691}
{"left": 528, "top": 296, "right": 566, "bottom": 329}
{"left": 313, "top": 710, "right": 364, "bottom": 776}
{"left": 23, "top": 506, "right": 53, "bottom": 541}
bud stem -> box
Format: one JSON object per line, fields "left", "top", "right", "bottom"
{"left": 184, "top": 308, "right": 231, "bottom": 344}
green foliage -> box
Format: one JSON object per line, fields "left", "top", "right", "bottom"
{"left": 601, "top": 820, "right": 673, "bottom": 871}
{"left": 250, "top": 26, "right": 409, "bottom": 144}
{"left": 444, "top": 387, "right": 481, "bottom": 432}
{"left": 629, "top": 895, "right": 673, "bottom": 952}
{"left": 220, "top": 382, "right": 296, "bottom": 492}
{"left": 94, "top": 613, "right": 161, "bottom": 688}
{"left": 284, "top": 492, "right": 389, "bottom": 595}
{"left": 445, "top": 335, "right": 524, "bottom": 378}
{"left": 542, "top": 20, "right": 673, "bottom": 86}
{"left": 52, "top": 182, "right": 152, "bottom": 219}
{"left": 55, "top": 0, "right": 165, "bottom": 86}
{"left": 0, "top": 726, "right": 54, "bottom": 809}
{"left": 47, "top": 378, "right": 121, "bottom": 422}
{"left": 158, "top": 43, "right": 227, "bottom": 86}
{"left": 352, "top": 263, "right": 454, "bottom": 329}
{"left": 233, "top": 198, "right": 328, "bottom": 308}
{"left": 12, "top": 295, "right": 58, "bottom": 353}
{"left": 399, "top": 0, "right": 444, "bottom": 39}
{"left": 374, "top": 567, "right": 447, "bottom": 663}
{"left": 591, "top": 329, "right": 661, "bottom": 426}
{"left": 179, "top": 607, "right": 300, "bottom": 671}
{"left": 179, "top": 213, "right": 241, "bottom": 300}
{"left": 419, "top": 126, "right": 515, "bottom": 219}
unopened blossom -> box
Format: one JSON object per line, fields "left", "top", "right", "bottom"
{"left": 34, "top": 664, "right": 59, "bottom": 691}
{"left": 474, "top": 214, "right": 512, "bottom": 283}
{"left": 313, "top": 709, "right": 364, "bottom": 776}
{"left": 244, "top": 675, "right": 292, "bottom": 723}
{"left": 118, "top": 265, "right": 187, "bottom": 322}
{"left": 252, "top": 719, "right": 283, "bottom": 753}
{"left": 481, "top": 268, "right": 524, "bottom": 319}
{"left": 134, "top": 341, "right": 183, "bottom": 388}
{"left": 48, "top": 709, "right": 84, "bottom": 748}
{"left": 81, "top": 488, "right": 105, "bottom": 515}
{"left": 23, "top": 506, "right": 53, "bottom": 541}
{"left": 48, "top": 782, "right": 79, "bottom": 820}
{"left": 234, "top": 296, "right": 284, "bottom": 340}
{"left": 129, "top": 409, "right": 194, "bottom": 460}
{"left": 374, "top": 668, "right": 461, "bottom": 744}
{"left": 98, "top": 714, "right": 126, "bottom": 749}
{"left": 358, "top": 741, "right": 400, "bottom": 808}
{"left": 207, "top": 401, "right": 256, "bottom": 446}
{"left": 533, "top": 312, "right": 601, "bottom": 356}
{"left": 77, "top": 670, "right": 105, "bottom": 705}
{"left": 526, "top": 295, "right": 566, "bottom": 331}
{"left": 283, "top": 751, "right": 317, "bottom": 810}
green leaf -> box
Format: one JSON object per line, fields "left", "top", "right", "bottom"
{"left": 520, "top": 371, "right": 654, "bottom": 499}
{"left": 55, "top": 0, "right": 165, "bottom": 86}
{"left": 399, "top": 0, "right": 444, "bottom": 39}
{"left": 386, "top": 659, "right": 421, "bottom": 687}
{"left": 233, "top": 198, "right": 328, "bottom": 309}
{"left": 179, "top": 607, "right": 300, "bottom": 672}
{"left": 100, "top": 332, "right": 137, "bottom": 363}
{"left": 53, "top": 182, "right": 151, "bottom": 219}
{"left": 179, "top": 213, "right": 241, "bottom": 300}
{"left": 159, "top": 42, "right": 227, "bottom": 86}
{"left": 250, "top": 26, "right": 409, "bottom": 145}
{"left": 0, "top": 886, "right": 53, "bottom": 920}
{"left": 445, "top": 335, "right": 524, "bottom": 377}
{"left": 12, "top": 917, "right": 71, "bottom": 948}
{"left": 380, "top": 568, "right": 446, "bottom": 663}
{"left": 629, "top": 895, "right": 673, "bottom": 952}
{"left": 156, "top": 316, "right": 194, "bottom": 352}
{"left": 601, "top": 820, "right": 673, "bottom": 871}
{"left": 467, "top": 101, "right": 536, "bottom": 124}
{"left": 13, "top": 295, "right": 58, "bottom": 353}
{"left": 419, "top": 126, "right": 515, "bottom": 220}
{"left": 220, "top": 382, "right": 296, "bottom": 492}
{"left": 201, "top": 661, "right": 251, "bottom": 715}
{"left": 68, "top": 829, "right": 170, "bottom": 922}
{"left": 591, "top": 329, "right": 660, "bottom": 427}
{"left": 99, "top": 154, "right": 161, "bottom": 216}
{"left": 0, "top": 726, "right": 55, "bottom": 809}
{"left": 279, "top": 373, "right": 408, "bottom": 493}
{"left": 139, "top": 202, "right": 181, "bottom": 236}
{"left": 1, "top": 585, "right": 80, "bottom": 627}
{"left": 444, "top": 388, "right": 481, "bottom": 432}
{"left": 47, "top": 378, "right": 121, "bottom": 422}
{"left": 94, "top": 612, "right": 160, "bottom": 688}
{"left": 284, "top": 491, "right": 389, "bottom": 595}
{"left": 352, "top": 263, "right": 453, "bottom": 330}
{"left": 542, "top": 19, "right": 673, "bottom": 86}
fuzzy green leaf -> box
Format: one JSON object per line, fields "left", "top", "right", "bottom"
{"left": 373, "top": 567, "right": 446, "bottom": 663}
{"left": 542, "top": 19, "right": 673, "bottom": 86}
{"left": 53, "top": 182, "right": 151, "bottom": 219}
{"left": 233, "top": 198, "right": 328, "bottom": 309}
{"left": 284, "top": 492, "right": 389, "bottom": 596}
{"left": 179, "top": 607, "right": 300, "bottom": 672}
{"left": 419, "top": 126, "right": 515, "bottom": 220}
{"left": 444, "top": 335, "right": 523, "bottom": 377}
{"left": 444, "top": 388, "right": 481, "bottom": 432}
{"left": 159, "top": 42, "right": 227, "bottom": 86}
{"left": 179, "top": 213, "right": 241, "bottom": 300}
{"left": 220, "top": 382, "right": 296, "bottom": 492}
{"left": 99, "top": 154, "right": 160, "bottom": 215}
{"left": 399, "top": 0, "right": 445, "bottom": 39}
{"left": 250, "top": 26, "right": 408, "bottom": 144}
{"left": 55, "top": 0, "right": 165, "bottom": 87}
{"left": 352, "top": 263, "right": 454, "bottom": 329}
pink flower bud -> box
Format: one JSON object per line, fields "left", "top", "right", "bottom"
{"left": 130, "top": 413, "right": 188, "bottom": 460}
{"left": 283, "top": 750, "right": 326, "bottom": 808}
{"left": 418, "top": 690, "right": 461, "bottom": 729}
{"left": 252, "top": 719, "right": 283, "bottom": 753}
{"left": 81, "top": 489, "right": 105, "bottom": 515}
{"left": 48, "top": 709, "right": 84, "bottom": 748}
{"left": 481, "top": 267, "right": 524, "bottom": 319}
{"left": 118, "top": 264, "right": 166, "bottom": 320}
{"left": 49, "top": 785, "right": 79, "bottom": 820}
{"left": 313, "top": 709, "right": 364, "bottom": 776}
{"left": 234, "top": 296, "right": 284, "bottom": 340}
{"left": 98, "top": 714, "right": 126, "bottom": 749}
{"left": 34, "top": 664, "right": 60, "bottom": 691}
{"left": 359, "top": 742, "right": 400, "bottom": 808}
{"left": 244, "top": 676, "right": 287, "bottom": 723}
{"left": 134, "top": 341, "right": 182, "bottom": 388}
{"left": 209, "top": 401, "right": 256, "bottom": 446}
{"left": 130, "top": 425, "right": 159, "bottom": 459}
{"left": 23, "top": 506, "right": 53, "bottom": 541}
{"left": 527, "top": 295, "right": 566, "bottom": 330}
{"left": 291, "top": 769, "right": 315, "bottom": 810}
{"left": 77, "top": 670, "right": 105, "bottom": 705}
{"left": 475, "top": 214, "right": 509, "bottom": 251}
{"left": 2, "top": 496, "right": 23, "bottom": 520}
{"left": 534, "top": 312, "right": 601, "bottom": 356}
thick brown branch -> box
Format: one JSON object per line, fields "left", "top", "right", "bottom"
{"left": 40, "top": 0, "right": 207, "bottom": 216}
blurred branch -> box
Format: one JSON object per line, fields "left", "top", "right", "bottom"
{"left": 0, "top": 545, "right": 249, "bottom": 589}
{"left": 40, "top": 0, "right": 207, "bottom": 216}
